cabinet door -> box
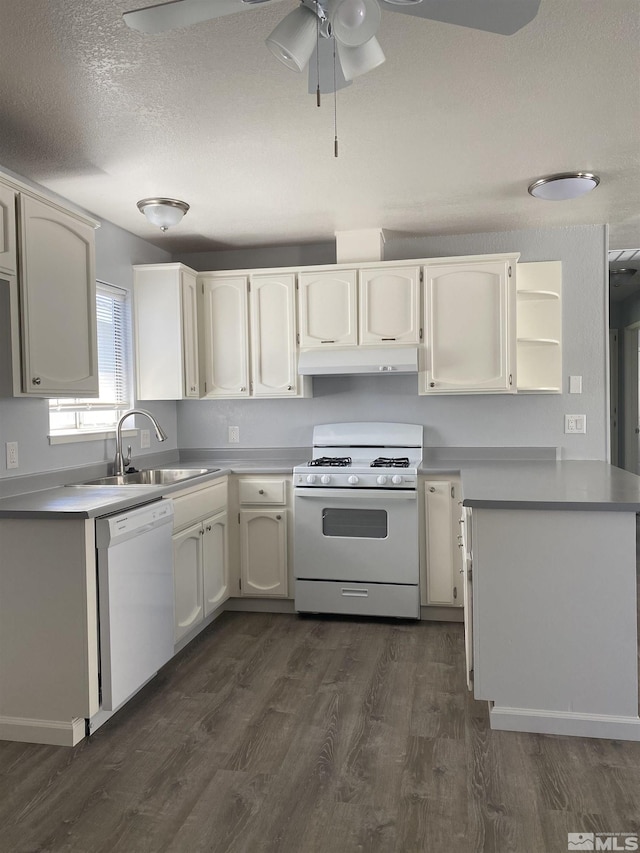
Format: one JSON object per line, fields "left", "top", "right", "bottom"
{"left": 250, "top": 273, "right": 297, "bottom": 396}
{"left": 298, "top": 269, "right": 357, "bottom": 347}
{"left": 424, "top": 480, "right": 461, "bottom": 606}
{"left": 19, "top": 195, "right": 98, "bottom": 396}
{"left": 181, "top": 269, "right": 200, "bottom": 397}
{"left": 424, "top": 260, "right": 514, "bottom": 393}
{"left": 240, "top": 510, "right": 287, "bottom": 597}
{"left": 0, "top": 183, "right": 17, "bottom": 275}
{"left": 173, "top": 522, "right": 204, "bottom": 642}
{"left": 134, "top": 263, "right": 198, "bottom": 400}
{"left": 201, "top": 276, "right": 249, "bottom": 397}
{"left": 359, "top": 266, "right": 420, "bottom": 345}
{"left": 203, "top": 512, "right": 229, "bottom": 616}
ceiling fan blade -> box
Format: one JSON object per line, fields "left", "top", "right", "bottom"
{"left": 308, "top": 38, "right": 352, "bottom": 95}
{"left": 379, "top": 0, "right": 541, "bottom": 36}
{"left": 123, "top": 0, "right": 286, "bottom": 34}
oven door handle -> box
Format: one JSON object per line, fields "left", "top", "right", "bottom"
{"left": 295, "top": 488, "right": 417, "bottom": 500}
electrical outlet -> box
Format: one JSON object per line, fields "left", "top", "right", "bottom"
{"left": 6, "top": 441, "right": 18, "bottom": 469}
{"left": 140, "top": 429, "right": 150, "bottom": 449}
{"left": 228, "top": 426, "right": 240, "bottom": 444}
{"left": 565, "top": 414, "right": 587, "bottom": 434}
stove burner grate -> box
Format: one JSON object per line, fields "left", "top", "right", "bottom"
{"left": 308, "top": 456, "right": 352, "bottom": 467}
{"left": 370, "top": 457, "right": 410, "bottom": 468}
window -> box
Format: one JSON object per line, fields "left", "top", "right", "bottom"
{"left": 48, "top": 282, "right": 132, "bottom": 437}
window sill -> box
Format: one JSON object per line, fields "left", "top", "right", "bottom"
{"left": 48, "top": 428, "right": 138, "bottom": 446}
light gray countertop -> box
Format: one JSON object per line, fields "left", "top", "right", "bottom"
{"left": 1, "top": 454, "right": 639, "bottom": 518}
{"left": 456, "top": 460, "right": 640, "bottom": 511}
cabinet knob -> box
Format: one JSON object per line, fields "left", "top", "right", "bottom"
{"left": 240, "top": 386, "right": 246, "bottom": 392}
{"left": 429, "top": 381, "right": 435, "bottom": 388}
{"left": 276, "top": 514, "right": 282, "bottom": 520}
{"left": 206, "top": 524, "right": 212, "bottom": 531}
{"left": 199, "top": 528, "right": 204, "bottom": 535}
{"left": 259, "top": 489, "right": 265, "bottom": 494}
{"left": 429, "top": 486, "right": 435, "bottom": 493}
{"left": 287, "top": 385, "right": 292, "bottom": 391}
{"left": 32, "top": 376, "right": 41, "bottom": 385}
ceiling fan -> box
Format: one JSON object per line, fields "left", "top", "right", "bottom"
{"left": 123, "top": 0, "right": 542, "bottom": 95}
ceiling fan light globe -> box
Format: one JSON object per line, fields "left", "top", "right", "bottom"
{"left": 331, "top": 0, "right": 381, "bottom": 46}
{"left": 266, "top": 5, "right": 318, "bottom": 72}
{"left": 337, "top": 36, "right": 385, "bottom": 80}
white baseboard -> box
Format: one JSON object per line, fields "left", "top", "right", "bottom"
{"left": 489, "top": 705, "right": 640, "bottom": 741}
{"left": 0, "top": 715, "right": 85, "bottom": 747}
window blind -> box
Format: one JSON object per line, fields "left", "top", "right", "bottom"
{"left": 49, "top": 282, "right": 131, "bottom": 426}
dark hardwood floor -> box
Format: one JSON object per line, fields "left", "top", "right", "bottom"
{"left": 1, "top": 607, "right": 640, "bottom": 853}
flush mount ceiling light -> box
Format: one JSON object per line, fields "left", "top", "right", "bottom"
{"left": 610, "top": 268, "right": 637, "bottom": 286}
{"left": 528, "top": 172, "right": 600, "bottom": 201}
{"left": 136, "top": 197, "right": 190, "bottom": 231}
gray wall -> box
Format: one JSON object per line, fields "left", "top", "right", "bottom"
{"left": 177, "top": 242, "right": 336, "bottom": 272}
{"left": 177, "top": 225, "right": 609, "bottom": 461}
{"left": 0, "top": 213, "right": 176, "bottom": 480}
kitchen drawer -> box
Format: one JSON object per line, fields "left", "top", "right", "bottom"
{"left": 238, "top": 478, "right": 286, "bottom": 505}
{"left": 294, "top": 580, "right": 420, "bottom": 619}
{"left": 172, "top": 480, "right": 227, "bottom": 531}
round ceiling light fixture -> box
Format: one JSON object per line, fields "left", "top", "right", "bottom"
{"left": 137, "top": 197, "right": 190, "bottom": 231}
{"left": 527, "top": 172, "right": 600, "bottom": 201}
{"left": 610, "top": 268, "right": 637, "bottom": 286}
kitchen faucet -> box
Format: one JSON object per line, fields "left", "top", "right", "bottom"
{"left": 114, "top": 409, "right": 168, "bottom": 475}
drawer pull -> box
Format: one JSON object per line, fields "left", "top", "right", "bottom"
{"left": 341, "top": 588, "right": 369, "bottom": 597}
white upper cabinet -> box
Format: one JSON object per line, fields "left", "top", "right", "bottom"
{"left": 422, "top": 256, "right": 517, "bottom": 394}
{"left": 250, "top": 273, "right": 298, "bottom": 396}
{"left": 134, "top": 264, "right": 200, "bottom": 400}
{"left": 516, "top": 261, "right": 562, "bottom": 393}
{"left": 359, "top": 266, "right": 421, "bottom": 345}
{"left": 201, "top": 275, "right": 250, "bottom": 398}
{"left": 19, "top": 194, "right": 98, "bottom": 396}
{"left": 0, "top": 183, "right": 17, "bottom": 276}
{"left": 298, "top": 269, "right": 358, "bottom": 347}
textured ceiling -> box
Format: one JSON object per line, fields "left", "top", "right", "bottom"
{"left": 0, "top": 0, "right": 638, "bottom": 255}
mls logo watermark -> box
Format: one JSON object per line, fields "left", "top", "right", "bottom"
{"left": 568, "top": 833, "right": 639, "bottom": 851}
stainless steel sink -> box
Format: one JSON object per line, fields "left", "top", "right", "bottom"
{"left": 78, "top": 467, "right": 219, "bottom": 486}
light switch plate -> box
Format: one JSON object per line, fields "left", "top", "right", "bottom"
{"left": 569, "top": 375, "right": 582, "bottom": 394}
{"left": 228, "top": 426, "right": 240, "bottom": 443}
{"left": 140, "top": 429, "right": 150, "bottom": 449}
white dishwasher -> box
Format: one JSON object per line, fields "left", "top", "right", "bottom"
{"left": 96, "top": 499, "right": 174, "bottom": 712}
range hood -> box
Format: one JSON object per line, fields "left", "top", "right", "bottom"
{"left": 298, "top": 346, "right": 419, "bottom": 376}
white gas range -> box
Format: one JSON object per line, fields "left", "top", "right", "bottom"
{"left": 293, "top": 421, "right": 421, "bottom": 490}
{"left": 293, "top": 422, "right": 423, "bottom": 620}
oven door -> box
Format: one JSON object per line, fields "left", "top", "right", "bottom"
{"left": 294, "top": 487, "right": 418, "bottom": 584}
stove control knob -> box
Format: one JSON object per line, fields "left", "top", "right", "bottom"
{"left": 392, "top": 475, "right": 403, "bottom": 485}
{"left": 306, "top": 474, "right": 317, "bottom": 484}
{"left": 376, "top": 475, "right": 388, "bottom": 485}
{"left": 348, "top": 475, "right": 359, "bottom": 485}
{"left": 321, "top": 474, "right": 332, "bottom": 485}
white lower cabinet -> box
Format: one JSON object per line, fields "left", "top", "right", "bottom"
{"left": 203, "top": 512, "right": 229, "bottom": 615}
{"left": 173, "top": 521, "right": 205, "bottom": 642}
{"left": 171, "top": 479, "right": 228, "bottom": 643}
{"left": 422, "top": 477, "right": 463, "bottom": 608}
{"left": 236, "top": 476, "right": 289, "bottom": 598}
